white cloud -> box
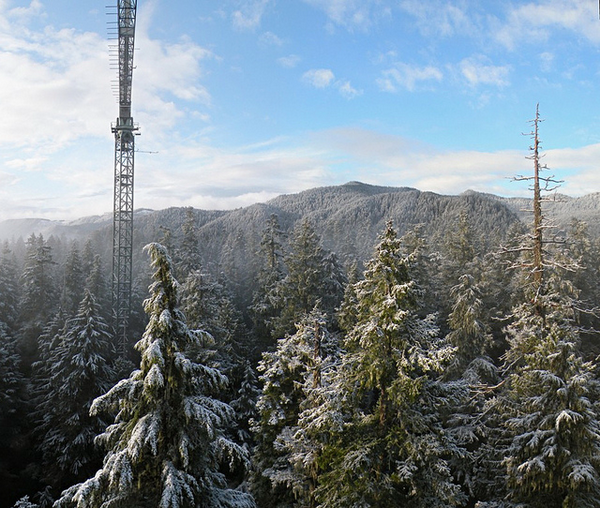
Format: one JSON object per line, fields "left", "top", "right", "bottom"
{"left": 459, "top": 55, "right": 511, "bottom": 88}
{"left": 377, "top": 63, "right": 443, "bottom": 92}
{"left": 133, "top": 137, "right": 336, "bottom": 212}
{"left": 278, "top": 54, "right": 301, "bottom": 68}
{"left": 303, "top": 68, "right": 335, "bottom": 88}
{"left": 0, "top": 2, "right": 213, "bottom": 157}
{"left": 232, "top": 0, "right": 271, "bottom": 31}
{"left": 302, "top": 0, "right": 390, "bottom": 32}
{"left": 494, "top": 0, "right": 600, "bottom": 49}
{"left": 398, "top": 0, "right": 477, "bottom": 38}
{"left": 307, "top": 126, "right": 600, "bottom": 197}
{"left": 0, "top": 1, "right": 216, "bottom": 219}
{"left": 259, "top": 31, "right": 284, "bottom": 46}
{"left": 5, "top": 157, "right": 48, "bottom": 171}
{"left": 337, "top": 80, "right": 362, "bottom": 99}
{"left": 0, "top": 31, "right": 113, "bottom": 152}
{"left": 7, "top": 0, "right": 44, "bottom": 21}
{"left": 302, "top": 69, "right": 361, "bottom": 98}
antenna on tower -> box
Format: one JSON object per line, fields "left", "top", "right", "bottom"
{"left": 110, "top": 0, "right": 138, "bottom": 353}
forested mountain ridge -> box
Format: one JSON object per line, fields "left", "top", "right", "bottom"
{"left": 4, "top": 181, "right": 599, "bottom": 302}
{"left": 5, "top": 182, "right": 599, "bottom": 253}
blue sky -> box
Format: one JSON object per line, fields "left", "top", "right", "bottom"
{"left": 1, "top": 0, "right": 600, "bottom": 220}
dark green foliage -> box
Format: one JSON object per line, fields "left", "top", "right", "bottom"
{"left": 20, "top": 234, "right": 57, "bottom": 325}
{"left": 0, "top": 322, "right": 26, "bottom": 502}
{"left": 84, "top": 255, "right": 110, "bottom": 319}
{"left": 181, "top": 268, "right": 249, "bottom": 384}
{"left": 0, "top": 242, "right": 20, "bottom": 330}
{"left": 176, "top": 208, "right": 201, "bottom": 280}
{"left": 250, "top": 214, "right": 286, "bottom": 347}
{"left": 251, "top": 307, "right": 340, "bottom": 508}
{"left": 19, "top": 234, "right": 58, "bottom": 369}
{"left": 60, "top": 243, "right": 84, "bottom": 315}
{"left": 446, "top": 270, "right": 493, "bottom": 375}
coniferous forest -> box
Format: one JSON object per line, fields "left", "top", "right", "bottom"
{"left": 3, "top": 148, "right": 600, "bottom": 506}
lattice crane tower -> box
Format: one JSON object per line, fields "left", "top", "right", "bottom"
{"left": 111, "top": 0, "right": 138, "bottom": 352}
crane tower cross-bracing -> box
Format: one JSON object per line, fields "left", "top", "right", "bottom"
{"left": 111, "top": 0, "right": 138, "bottom": 353}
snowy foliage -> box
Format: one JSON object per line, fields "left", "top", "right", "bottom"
{"left": 258, "top": 307, "right": 342, "bottom": 507}
{"left": 54, "top": 243, "right": 254, "bottom": 508}
{"left": 502, "top": 312, "right": 600, "bottom": 507}
{"left": 316, "top": 221, "right": 466, "bottom": 507}
{"left": 33, "top": 290, "right": 115, "bottom": 490}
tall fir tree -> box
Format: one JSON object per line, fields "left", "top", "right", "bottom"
{"left": 0, "top": 242, "right": 20, "bottom": 331}
{"left": 181, "top": 268, "right": 248, "bottom": 388}
{"left": 271, "top": 220, "right": 345, "bottom": 338}
{"left": 230, "top": 360, "right": 261, "bottom": 449}
{"left": 0, "top": 322, "right": 26, "bottom": 503}
{"left": 443, "top": 268, "right": 500, "bottom": 505}
{"left": 55, "top": 243, "right": 254, "bottom": 508}
{"left": 84, "top": 255, "right": 110, "bottom": 320}
{"left": 35, "top": 291, "right": 115, "bottom": 493}
{"left": 61, "top": 242, "right": 84, "bottom": 316}
{"left": 317, "top": 221, "right": 465, "bottom": 508}
{"left": 446, "top": 270, "right": 494, "bottom": 376}
{"left": 275, "top": 308, "right": 341, "bottom": 508}
{"left": 176, "top": 208, "right": 201, "bottom": 280}
{"left": 19, "top": 234, "right": 58, "bottom": 368}
{"left": 250, "top": 214, "right": 286, "bottom": 348}
{"left": 499, "top": 277, "right": 600, "bottom": 508}
{"left": 251, "top": 306, "right": 340, "bottom": 508}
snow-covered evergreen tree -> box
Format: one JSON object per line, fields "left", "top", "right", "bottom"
{"left": 19, "top": 234, "right": 58, "bottom": 367}
{"left": 271, "top": 220, "right": 345, "bottom": 338}
{"left": 20, "top": 234, "right": 57, "bottom": 324}
{"left": 181, "top": 267, "right": 248, "bottom": 387}
{"left": 250, "top": 214, "right": 286, "bottom": 348}
{"left": 0, "top": 242, "right": 20, "bottom": 331}
{"left": 176, "top": 208, "right": 201, "bottom": 280}
{"left": 12, "top": 496, "right": 39, "bottom": 508}
{"left": 446, "top": 271, "right": 493, "bottom": 376}
{"left": 230, "top": 360, "right": 261, "bottom": 448}
{"left": 500, "top": 282, "right": 600, "bottom": 508}
{"left": 83, "top": 255, "right": 110, "bottom": 320}
{"left": 250, "top": 313, "right": 315, "bottom": 508}
{"left": 317, "top": 221, "right": 465, "bottom": 508}
{"left": 55, "top": 243, "right": 254, "bottom": 508}
{"left": 61, "top": 242, "right": 84, "bottom": 315}
{"left": 271, "top": 307, "right": 342, "bottom": 508}
{"left": 443, "top": 268, "right": 500, "bottom": 505}
{"left": 35, "top": 291, "right": 115, "bottom": 489}
{"left": 0, "top": 321, "right": 25, "bottom": 489}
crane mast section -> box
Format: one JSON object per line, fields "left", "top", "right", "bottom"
{"left": 111, "top": 0, "right": 138, "bottom": 351}
{"left": 118, "top": 0, "right": 136, "bottom": 119}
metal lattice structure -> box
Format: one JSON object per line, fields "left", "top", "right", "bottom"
{"left": 111, "top": 0, "right": 138, "bottom": 352}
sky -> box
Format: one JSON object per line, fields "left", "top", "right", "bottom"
{"left": 1, "top": 0, "right": 600, "bottom": 220}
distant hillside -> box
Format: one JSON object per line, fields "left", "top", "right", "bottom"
{"left": 187, "top": 182, "right": 522, "bottom": 267}
{"left": 4, "top": 182, "right": 600, "bottom": 285}
{"left": 490, "top": 193, "right": 600, "bottom": 235}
